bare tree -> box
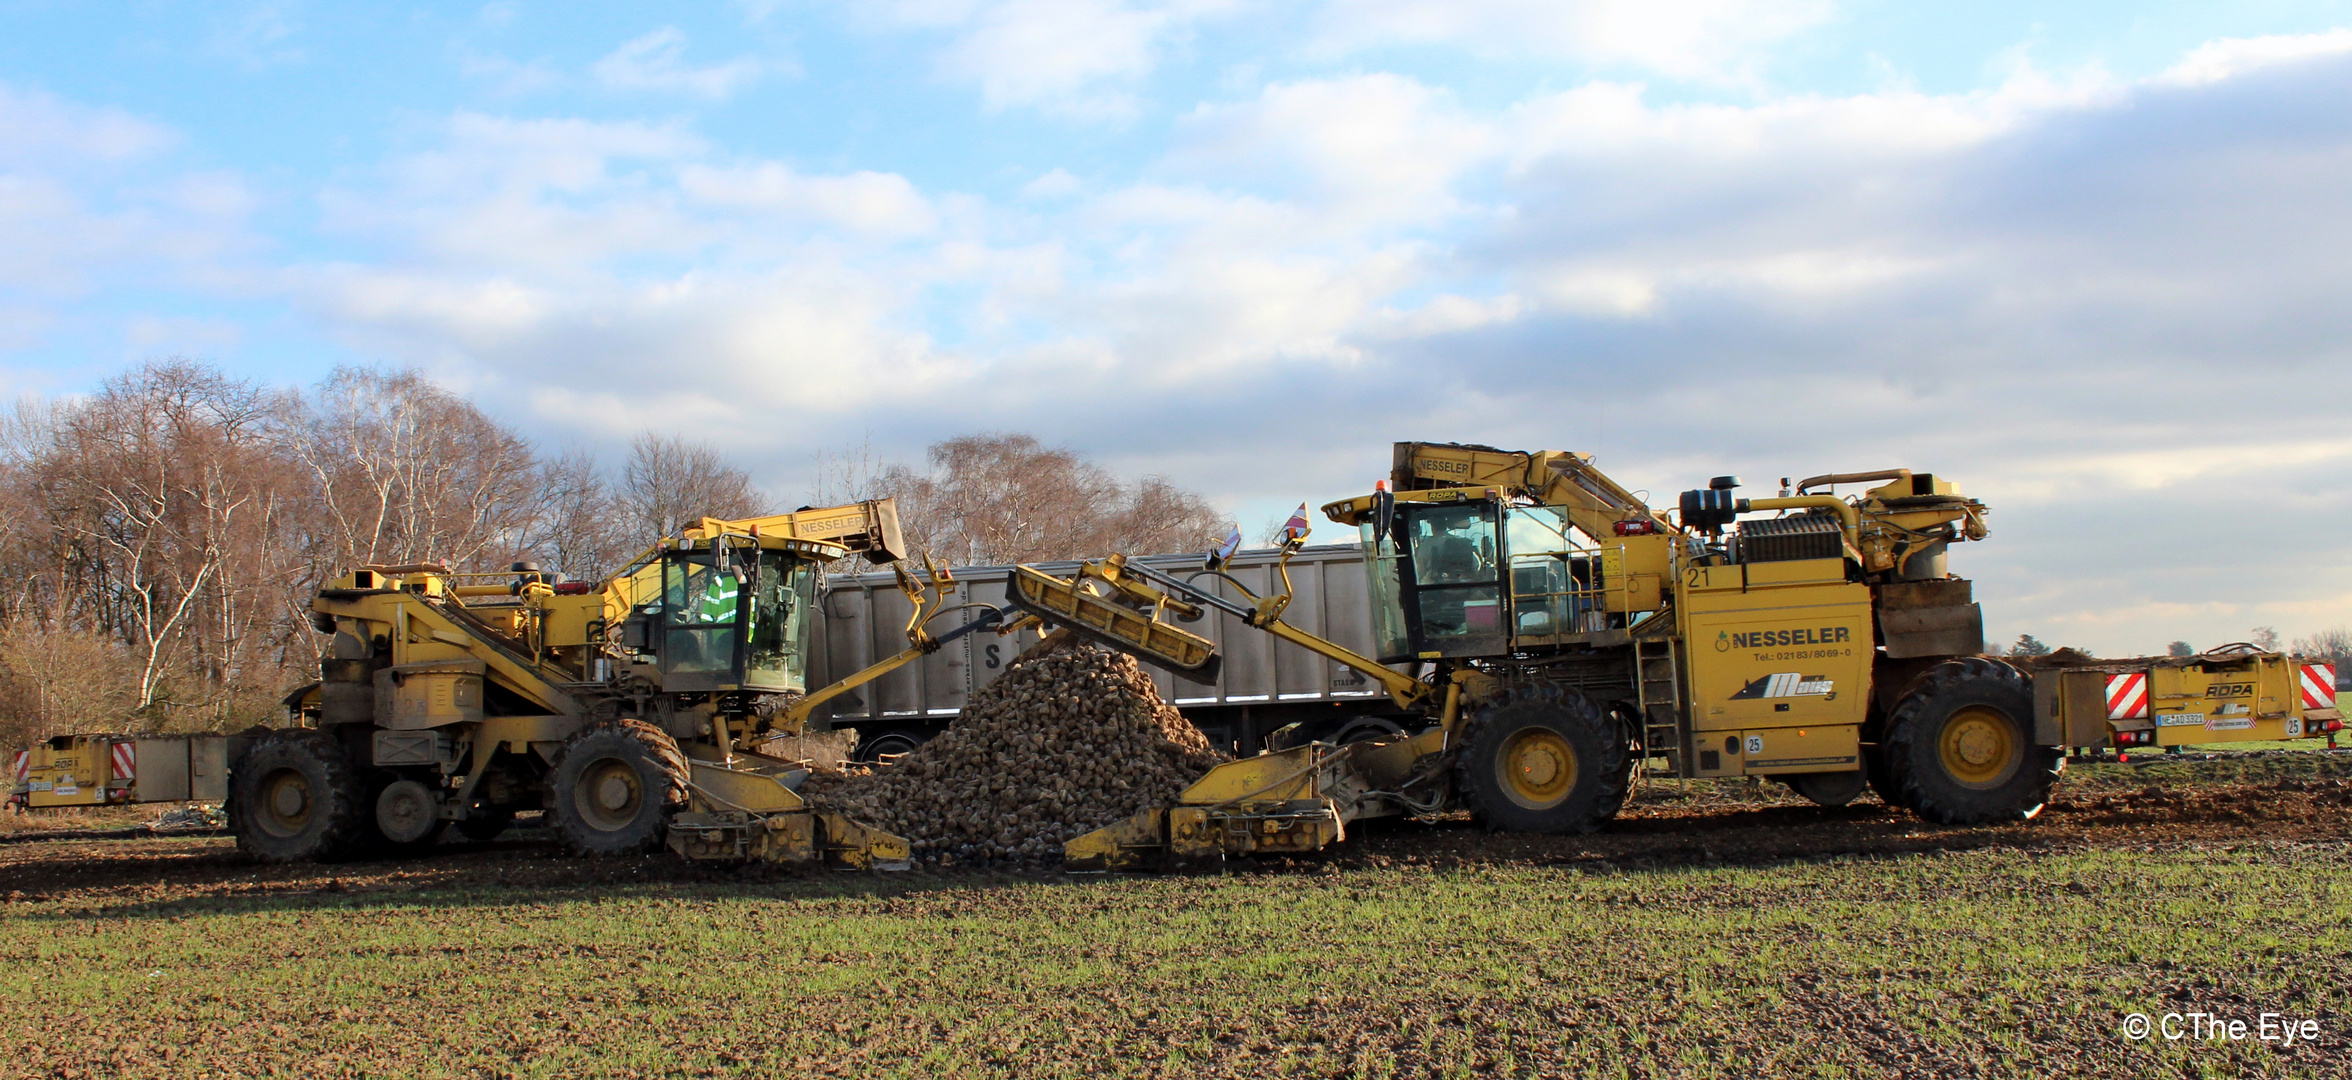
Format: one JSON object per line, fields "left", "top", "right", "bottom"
{"left": 863, "top": 433, "right": 1232, "bottom": 565}
{"left": 285, "top": 366, "right": 540, "bottom": 573}
{"left": 2292, "top": 627, "right": 2351, "bottom": 665}
{"left": 32, "top": 361, "right": 295, "bottom": 718}
{"left": 620, "top": 433, "right": 762, "bottom": 539}
{"left": 524, "top": 448, "right": 638, "bottom": 582}
{"left": 2251, "top": 626, "right": 2281, "bottom": 651}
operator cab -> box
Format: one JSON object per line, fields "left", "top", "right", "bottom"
{"left": 622, "top": 536, "right": 824, "bottom": 694}
{"left": 1360, "top": 497, "right": 1622, "bottom": 663}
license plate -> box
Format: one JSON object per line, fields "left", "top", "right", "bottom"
{"left": 2154, "top": 712, "right": 2205, "bottom": 727}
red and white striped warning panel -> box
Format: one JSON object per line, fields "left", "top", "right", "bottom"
{"left": 110, "top": 741, "right": 135, "bottom": 785}
{"left": 10, "top": 750, "right": 26, "bottom": 784}
{"left": 2106, "top": 672, "right": 2150, "bottom": 720}
{"left": 2303, "top": 664, "right": 2339, "bottom": 710}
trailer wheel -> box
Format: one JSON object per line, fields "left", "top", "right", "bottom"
{"left": 852, "top": 728, "right": 930, "bottom": 763}
{"left": 1882, "top": 658, "right": 2059, "bottom": 825}
{"left": 547, "top": 720, "right": 690, "bottom": 856}
{"left": 1454, "top": 684, "right": 1630, "bottom": 834}
{"left": 230, "top": 729, "right": 370, "bottom": 863}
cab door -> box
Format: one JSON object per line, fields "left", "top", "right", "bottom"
{"left": 1396, "top": 501, "right": 1507, "bottom": 657}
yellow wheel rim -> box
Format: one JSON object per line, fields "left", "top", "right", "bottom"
{"left": 574, "top": 759, "right": 645, "bottom": 832}
{"left": 1496, "top": 729, "right": 1578, "bottom": 809}
{"left": 1939, "top": 706, "right": 2020, "bottom": 789}
{"left": 255, "top": 769, "right": 313, "bottom": 837}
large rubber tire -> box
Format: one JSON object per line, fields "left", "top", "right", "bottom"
{"left": 364, "top": 774, "right": 449, "bottom": 854}
{"left": 230, "top": 729, "right": 371, "bottom": 863}
{"left": 547, "top": 719, "right": 690, "bottom": 856}
{"left": 852, "top": 728, "right": 929, "bottom": 763}
{"left": 1881, "top": 658, "right": 2060, "bottom": 825}
{"left": 1783, "top": 770, "right": 1867, "bottom": 808}
{"left": 454, "top": 809, "right": 515, "bottom": 842}
{"left": 1453, "top": 684, "right": 1631, "bottom": 834}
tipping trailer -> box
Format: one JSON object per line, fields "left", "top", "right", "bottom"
{"left": 808, "top": 545, "right": 1416, "bottom": 759}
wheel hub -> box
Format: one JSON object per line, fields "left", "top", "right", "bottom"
{"left": 1939, "top": 707, "right": 2020, "bottom": 789}
{"left": 1496, "top": 729, "right": 1578, "bottom": 809}
{"left": 374, "top": 779, "right": 440, "bottom": 844}
{"left": 269, "top": 778, "right": 306, "bottom": 819}
{"left": 575, "top": 759, "right": 645, "bottom": 831}
{"left": 256, "top": 769, "right": 312, "bottom": 837}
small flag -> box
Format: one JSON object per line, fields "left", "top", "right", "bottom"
{"left": 1212, "top": 526, "right": 1243, "bottom": 564}
{"left": 1283, "top": 502, "right": 1312, "bottom": 542}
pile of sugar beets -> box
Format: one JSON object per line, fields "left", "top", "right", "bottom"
{"left": 800, "top": 641, "right": 1230, "bottom": 866}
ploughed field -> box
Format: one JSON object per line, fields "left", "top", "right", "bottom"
{"left": 4, "top": 753, "right": 2349, "bottom": 1079}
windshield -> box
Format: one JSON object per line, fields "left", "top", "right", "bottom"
{"left": 745, "top": 550, "right": 815, "bottom": 692}
{"left": 662, "top": 551, "right": 740, "bottom": 679}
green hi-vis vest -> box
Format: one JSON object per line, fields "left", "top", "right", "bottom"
{"left": 695, "top": 573, "right": 739, "bottom": 623}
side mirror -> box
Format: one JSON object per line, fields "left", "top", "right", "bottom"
{"left": 1372, "top": 489, "right": 1396, "bottom": 544}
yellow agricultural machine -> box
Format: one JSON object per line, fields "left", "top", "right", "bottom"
{"left": 242, "top": 497, "right": 1040, "bottom": 867}
{"left": 6, "top": 498, "right": 1015, "bottom": 868}
{"left": 1011, "top": 441, "right": 2344, "bottom": 871}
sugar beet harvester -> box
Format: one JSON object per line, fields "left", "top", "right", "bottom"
{"left": 1008, "top": 442, "right": 2344, "bottom": 871}
{"left": 12, "top": 498, "right": 1020, "bottom": 870}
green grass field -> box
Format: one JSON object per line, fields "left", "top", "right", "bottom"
{"left": 5, "top": 840, "right": 2345, "bottom": 1078}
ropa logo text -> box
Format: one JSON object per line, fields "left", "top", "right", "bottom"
{"left": 1730, "top": 626, "right": 1852, "bottom": 649}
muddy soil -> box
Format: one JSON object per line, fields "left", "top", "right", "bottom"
{"left": 8, "top": 760, "right": 2348, "bottom": 907}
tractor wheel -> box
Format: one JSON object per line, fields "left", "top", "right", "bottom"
{"left": 454, "top": 809, "right": 516, "bottom": 842}
{"left": 1784, "top": 770, "right": 1867, "bottom": 808}
{"left": 367, "top": 775, "right": 449, "bottom": 853}
{"left": 230, "top": 729, "right": 371, "bottom": 863}
{"left": 547, "top": 720, "right": 690, "bottom": 856}
{"left": 1453, "top": 684, "right": 1630, "bottom": 834}
{"left": 1881, "top": 658, "right": 2060, "bottom": 825}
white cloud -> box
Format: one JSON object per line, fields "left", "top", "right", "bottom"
{"left": 592, "top": 27, "right": 767, "bottom": 99}
{"left": 0, "top": 84, "right": 253, "bottom": 311}
{"left": 679, "top": 164, "right": 939, "bottom": 236}
{"left": 2160, "top": 27, "right": 2352, "bottom": 86}
{"left": 1168, "top": 75, "right": 1491, "bottom": 231}
{"left": 854, "top": 0, "right": 1238, "bottom": 116}
{"left": 1311, "top": 0, "right": 1833, "bottom": 82}
{"left": 0, "top": 84, "right": 176, "bottom": 167}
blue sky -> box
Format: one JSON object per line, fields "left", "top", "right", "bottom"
{"left": 6, "top": 0, "right": 2352, "bottom": 654}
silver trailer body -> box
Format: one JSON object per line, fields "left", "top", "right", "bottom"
{"left": 809, "top": 544, "right": 1410, "bottom": 755}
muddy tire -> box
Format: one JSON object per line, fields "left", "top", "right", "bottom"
{"left": 547, "top": 719, "right": 690, "bottom": 856}
{"left": 365, "top": 775, "right": 449, "bottom": 854}
{"left": 1783, "top": 770, "right": 1867, "bottom": 808}
{"left": 454, "top": 809, "right": 515, "bottom": 842}
{"left": 230, "top": 729, "right": 371, "bottom": 863}
{"left": 1453, "top": 684, "right": 1630, "bottom": 834}
{"left": 1882, "top": 658, "right": 2060, "bottom": 825}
